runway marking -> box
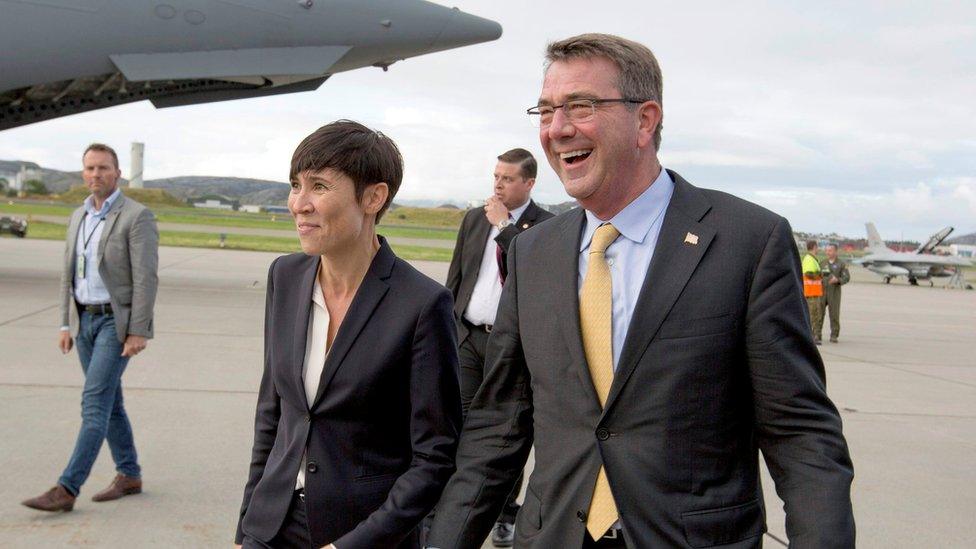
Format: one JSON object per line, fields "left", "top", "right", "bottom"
{"left": 824, "top": 351, "right": 976, "bottom": 389}
{"left": 0, "top": 303, "right": 59, "bottom": 327}
{"left": 842, "top": 408, "right": 976, "bottom": 419}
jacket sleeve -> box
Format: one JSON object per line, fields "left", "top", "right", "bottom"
{"left": 59, "top": 212, "right": 78, "bottom": 329}
{"left": 126, "top": 208, "right": 159, "bottom": 338}
{"left": 745, "top": 217, "right": 855, "bottom": 548}
{"left": 235, "top": 257, "right": 283, "bottom": 544}
{"left": 427, "top": 236, "right": 535, "bottom": 549}
{"left": 333, "top": 287, "right": 462, "bottom": 549}
{"left": 839, "top": 262, "right": 851, "bottom": 285}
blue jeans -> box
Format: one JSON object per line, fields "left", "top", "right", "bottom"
{"left": 58, "top": 311, "right": 140, "bottom": 495}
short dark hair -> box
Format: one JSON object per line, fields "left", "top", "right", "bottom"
{"left": 290, "top": 120, "right": 403, "bottom": 222}
{"left": 825, "top": 243, "right": 838, "bottom": 251}
{"left": 496, "top": 148, "right": 537, "bottom": 180}
{"left": 83, "top": 143, "right": 119, "bottom": 169}
{"left": 806, "top": 240, "right": 818, "bottom": 251}
{"left": 546, "top": 33, "right": 664, "bottom": 150}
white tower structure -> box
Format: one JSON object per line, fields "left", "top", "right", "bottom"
{"left": 130, "top": 142, "right": 144, "bottom": 188}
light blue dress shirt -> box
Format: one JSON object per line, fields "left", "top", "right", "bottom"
{"left": 578, "top": 168, "right": 675, "bottom": 372}
{"left": 74, "top": 187, "right": 122, "bottom": 305}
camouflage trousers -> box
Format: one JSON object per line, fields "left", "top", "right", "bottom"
{"left": 806, "top": 297, "right": 823, "bottom": 341}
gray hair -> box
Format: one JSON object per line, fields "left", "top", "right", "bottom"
{"left": 545, "top": 33, "right": 664, "bottom": 150}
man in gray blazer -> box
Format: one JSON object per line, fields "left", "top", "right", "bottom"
{"left": 428, "top": 34, "right": 854, "bottom": 548}
{"left": 22, "top": 143, "right": 158, "bottom": 512}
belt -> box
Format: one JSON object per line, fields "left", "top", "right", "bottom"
{"left": 80, "top": 303, "right": 113, "bottom": 315}
{"left": 463, "top": 318, "right": 493, "bottom": 333}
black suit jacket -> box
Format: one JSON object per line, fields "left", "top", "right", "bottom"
{"left": 236, "top": 238, "right": 462, "bottom": 548}
{"left": 429, "top": 172, "right": 855, "bottom": 548}
{"left": 445, "top": 200, "right": 553, "bottom": 338}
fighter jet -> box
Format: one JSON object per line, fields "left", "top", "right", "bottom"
{"left": 0, "top": 0, "right": 501, "bottom": 131}
{"left": 854, "top": 222, "right": 972, "bottom": 285}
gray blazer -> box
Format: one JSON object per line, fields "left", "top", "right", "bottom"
{"left": 59, "top": 193, "right": 159, "bottom": 342}
{"left": 428, "top": 171, "right": 854, "bottom": 548}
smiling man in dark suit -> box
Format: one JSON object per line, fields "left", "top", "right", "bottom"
{"left": 444, "top": 148, "right": 552, "bottom": 547}
{"left": 428, "top": 34, "right": 855, "bottom": 549}
{"left": 235, "top": 121, "right": 461, "bottom": 549}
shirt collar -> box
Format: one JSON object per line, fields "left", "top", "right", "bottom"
{"left": 580, "top": 168, "right": 674, "bottom": 252}
{"left": 509, "top": 198, "right": 532, "bottom": 223}
{"left": 84, "top": 187, "right": 122, "bottom": 218}
{"left": 311, "top": 276, "right": 325, "bottom": 309}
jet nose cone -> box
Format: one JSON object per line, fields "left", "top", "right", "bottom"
{"left": 432, "top": 8, "right": 502, "bottom": 50}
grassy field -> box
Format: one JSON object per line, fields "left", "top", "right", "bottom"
{"left": 1, "top": 200, "right": 459, "bottom": 240}
{"left": 7, "top": 221, "right": 453, "bottom": 262}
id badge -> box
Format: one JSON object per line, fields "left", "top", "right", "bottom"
{"left": 76, "top": 254, "right": 86, "bottom": 279}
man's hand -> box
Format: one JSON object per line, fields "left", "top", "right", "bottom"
{"left": 484, "top": 196, "right": 510, "bottom": 227}
{"left": 58, "top": 330, "right": 73, "bottom": 354}
{"left": 829, "top": 275, "right": 840, "bottom": 285}
{"left": 121, "top": 335, "right": 148, "bottom": 357}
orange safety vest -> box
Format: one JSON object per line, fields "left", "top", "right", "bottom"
{"left": 802, "top": 253, "right": 824, "bottom": 297}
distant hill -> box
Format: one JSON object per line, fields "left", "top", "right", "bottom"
{"left": 145, "top": 176, "right": 288, "bottom": 206}
{"left": 946, "top": 232, "right": 976, "bottom": 246}
{"left": 1, "top": 158, "right": 571, "bottom": 210}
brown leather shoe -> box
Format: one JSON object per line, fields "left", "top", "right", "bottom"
{"left": 21, "top": 485, "right": 75, "bottom": 512}
{"left": 91, "top": 474, "right": 142, "bottom": 502}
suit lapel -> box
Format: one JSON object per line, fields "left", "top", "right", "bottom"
{"left": 515, "top": 200, "right": 540, "bottom": 227}
{"left": 466, "top": 213, "right": 492, "bottom": 270}
{"left": 603, "top": 172, "right": 715, "bottom": 415}
{"left": 310, "top": 239, "right": 394, "bottom": 409}
{"left": 551, "top": 209, "right": 603, "bottom": 413}
{"left": 96, "top": 195, "right": 125, "bottom": 260}
{"left": 66, "top": 208, "right": 84, "bottom": 255}
{"left": 293, "top": 254, "right": 320, "bottom": 410}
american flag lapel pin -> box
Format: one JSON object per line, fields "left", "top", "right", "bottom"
{"left": 684, "top": 232, "right": 699, "bottom": 245}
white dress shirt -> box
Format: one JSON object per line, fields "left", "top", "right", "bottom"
{"left": 73, "top": 187, "right": 122, "bottom": 305}
{"left": 297, "top": 276, "right": 331, "bottom": 489}
{"left": 463, "top": 199, "right": 531, "bottom": 326}
{"left": 577, "top": 168, "right": 674, "bottom": 372}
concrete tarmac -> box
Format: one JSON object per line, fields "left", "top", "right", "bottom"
{"left": 1, "top": 237, "right": 973, "bottom": 548}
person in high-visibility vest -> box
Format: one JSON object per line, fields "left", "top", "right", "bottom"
{"left": 802, "top": 240, "right": 824, "bottom": 344}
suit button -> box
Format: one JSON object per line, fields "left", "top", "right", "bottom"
{"left": 577, "top": 510, "right": 587, "bottom": 522}
{"left": 596, "top": 428, "right": 610, "bottom": 441}
{"left": 307, "top": 462, "right": 318, "bottom": 473}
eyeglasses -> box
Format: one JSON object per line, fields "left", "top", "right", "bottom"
{"left": 526, "top": 98, "right": 647, "bottom": 128}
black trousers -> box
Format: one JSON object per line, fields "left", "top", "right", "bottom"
{"left": 459, "top": 321, "right": 523, "bottom": 523}
{"left": 243, "top": 490, "right": 312, "bottom": 549}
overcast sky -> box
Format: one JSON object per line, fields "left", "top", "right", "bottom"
{"left": 1, "top": 0, "right": 974, "bottom": 240}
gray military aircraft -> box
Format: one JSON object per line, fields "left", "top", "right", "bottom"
{"left": 855, "top": 222, "right": 972, "bottom": 285}
{"left": 0, "top": 0, "right": 501, "bottom": 131}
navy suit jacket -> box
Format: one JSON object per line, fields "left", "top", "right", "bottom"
{"left": 429, "top": 172, "right": 854, "bottom": 548}
{"left": 237, "top": 238, "right": 462, "bottom": 548}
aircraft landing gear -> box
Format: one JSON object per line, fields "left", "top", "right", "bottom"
{"left": 884, "top": 276, "right": 892, "bottom": 284}
{"left": 908, "top": 277, "right": 919, "bottom": 286}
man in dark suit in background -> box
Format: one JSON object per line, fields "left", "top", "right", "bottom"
{"left": 444, "top": 148, "right": 553, "bottom": 546}
{"left": 428, "top": 34, "right": 854, "bottom": 548}
{"left": 236, "top": 121, "right": 461, "bottom": 549}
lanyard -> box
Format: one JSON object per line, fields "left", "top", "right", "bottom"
{"left": 81, "top": 212, "right": 105, "bottom": 253}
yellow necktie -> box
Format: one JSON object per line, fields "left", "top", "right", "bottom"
{"left": 579, "top": 223, "right": 620, "bottom": 539}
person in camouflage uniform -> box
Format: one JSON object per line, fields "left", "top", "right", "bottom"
{"left": 816, "top": 243, "right": 850, "bottom": 343}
